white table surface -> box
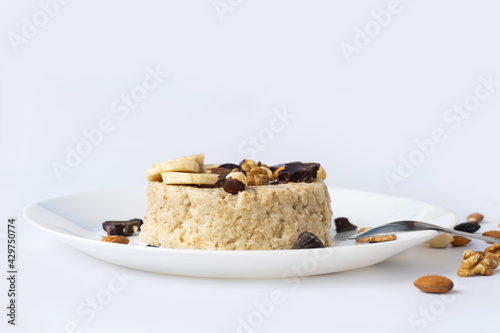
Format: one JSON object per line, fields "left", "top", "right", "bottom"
{"left": 2, "top": 1, "right": 500, "bottom": 332}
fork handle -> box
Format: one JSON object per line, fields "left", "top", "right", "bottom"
{"left": 428, "top": 225, "right": 500, "bottom": 245}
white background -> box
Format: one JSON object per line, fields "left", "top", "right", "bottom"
{"left": 1, "top": 0, "right": 500, "bottom": 332}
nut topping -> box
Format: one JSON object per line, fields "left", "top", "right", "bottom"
{"left": 247, "top": 166, "right": 272, "bottom": 186}
{"left": 218, "top": 170, "right": 247, "bottom": 194}
{"left": 239, "top": 159, "right": 257, "bottom": 172}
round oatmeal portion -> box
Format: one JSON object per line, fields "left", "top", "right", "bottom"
{"left": 140, "top": 179, "right": 333, "bottom": 250}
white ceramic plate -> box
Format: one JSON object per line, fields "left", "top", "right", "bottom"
{"left": 23, "top": 187, "right": 457, "bottom": 278}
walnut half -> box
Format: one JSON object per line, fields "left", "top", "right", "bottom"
{"left": 457, "top": 249, "right": 499, "bottom": 277}
{"left": 240, "top": 159, "right": 272, "bottom": 186}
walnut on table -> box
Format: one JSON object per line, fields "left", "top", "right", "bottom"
{"left": 457, "top": 249, "right": 499, "bottom": 277}
{"left": 485, "top": 243, "right": 500, "bottom": 260}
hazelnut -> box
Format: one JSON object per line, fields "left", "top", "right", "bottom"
{"left": 223, "top": 171, "right": 247, "bottom": 194}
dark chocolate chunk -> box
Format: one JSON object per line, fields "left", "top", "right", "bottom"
{"left": 146, "top": 244, "right": 159, "bottom": 248}
{"left": 291, "top": 232, "right": 325, "bottom": 249}
{"left": 334, "top": 217, "right": 357, "bottom": 232}
{"left": 269, "top": 162, "right": 301, "bottom": 173}
{"left": 216, "top": 173, "right": 226, "bottom": 187}
{"left": 218, "top": 163, "right": 240, "bottom": 171}
{"left": 454, "top": 222, "right": 481, "bottom": 233}
{"left": 206, "top": 167, "right": 232, "bottom": 175}
{"left": 102, "top": 218, "right": 143, "bottom": 236}
{"left": 277, "top": 162, "right": 320, "bottom": 183}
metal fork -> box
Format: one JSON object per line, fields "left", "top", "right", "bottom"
{"left": 349, "top": 221, "right": 500, "bottom": 244}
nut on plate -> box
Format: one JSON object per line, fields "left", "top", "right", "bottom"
{"left": 485, "top": 244, "right": 500, "bottom": 260}
{"left": 427, "top": 233, "right": 454, "bottom": 248}
{"left": 457, "top": 249, "right": 499, "bottom": 277}
{"left": 451, "top": 236, "right": 471, "bottom": 247}
{"left": 355, "top": 227, "right": 396, "bottom": 243}
{"left": 414, "top": 275, "right": 454, "bottom": 294}
{"left": 101, "top": 235, "right": 129, "bottom": 244}
{"left": 482, "top": 230, "right": 500, "bottom": 243}
{"left": 467, "top": 213, "right": 484, "bottom": 223}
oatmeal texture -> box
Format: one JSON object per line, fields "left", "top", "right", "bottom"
{"left": 140, "top": 179, "right": 333, "bottom": 250}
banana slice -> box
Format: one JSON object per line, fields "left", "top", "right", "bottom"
{"left": 146, "top": 161, "right": 200, "bottom": 182}
{"left": 152, "top": 154, "right": 204, "bottom": 169}
{"left": 161, "top": 172, "right": 219, "bottom": 185}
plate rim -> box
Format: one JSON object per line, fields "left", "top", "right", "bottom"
{"left": 23, "top": 186, "right": 459, "bottom": 255}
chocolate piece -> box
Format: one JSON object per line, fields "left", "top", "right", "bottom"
{"left": 277, "top": 162, "right": 320, "bottom": 183}
{"left": 218, "top": 163, "right": 240, "bottom": 171}
{"left": 215, "top": 173, "right": 226, "bottom": 187}
{"left": 454, "top": 222, "right": 481, "bottom": 233}
{"left": 206, "top": 167, "right": 232, "bottom": 175}
{"left": 334, "top": 217, "right": 357, "bottom": 232}
{"left": 291, "top": 232, "right": 325, "bottom": 249}
{"left": 269, "top": 162, "right": 299, "bottom": 173}
{"left": 102, "top": 218, "right": 143, "bottom": 236}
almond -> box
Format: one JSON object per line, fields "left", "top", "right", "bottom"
{"left": 467, "top": 213, "right": 484, "bottom": 223}
{"left": 482, "top": 230, "right": 500, "bottom": 243}
{"left": 451, "top": 236, "right": 471, "bottom": 247}
{"left": 101, "top": 235, "right": 129, "bottom": 244}
{"left": 414, "top": 275, "right": 454, "bottom": 294}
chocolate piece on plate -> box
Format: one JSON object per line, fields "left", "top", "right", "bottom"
{"left": 277, "top": 162, "right": 320, "bottom": 183}
{"left": 334, "top": 217, "right": 357, "bottom": 232}
{"left": 291, "top": 232, "right": 325, "bottom": 249}
{"left": 102, "top": 218, "right": 143, "bottom": 236}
